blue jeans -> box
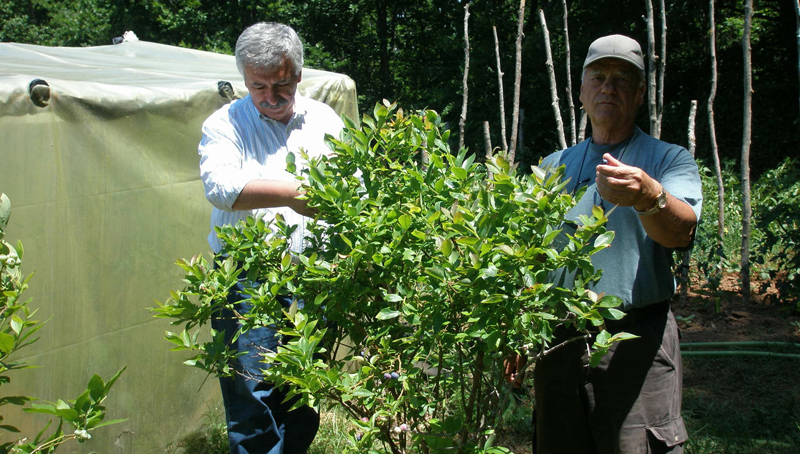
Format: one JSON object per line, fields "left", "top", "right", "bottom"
{"left": 211, "top": 279, "right": 319, "bottom": 454}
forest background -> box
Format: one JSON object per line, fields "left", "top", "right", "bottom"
{"left": 2, "top": 0, "right": 798, "bottom": 177}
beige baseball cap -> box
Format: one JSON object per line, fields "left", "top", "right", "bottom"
{"left": 583, "top": 34, "right": 644, "bottom": 70}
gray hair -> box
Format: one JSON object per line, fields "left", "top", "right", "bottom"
{"left": 235, "top": 22, "right": 304, "bottom": 76}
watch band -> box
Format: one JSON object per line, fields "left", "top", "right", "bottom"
{"left": 636, "top": 185, "right": 667, "bottom": 216}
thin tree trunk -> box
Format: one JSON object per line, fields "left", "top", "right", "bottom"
{"left": 709, "top": 0, "right": 725, "bottom": 252}
{"left": 680, "top": 100, "right": 697, "bottom": 302}
{"left": 562, "top": 0, "right": 577, "bottom": 146}
{"left": 509, "top": 0, "right": 526, "bottom": 164}
{"left": 492, "top": 26, "right": 509, "bottom": 152}
{"left": 538, "top": 9, "right": 567, "bottom": 150}
{"left": 483, "top": 121, "right": 493, "bottom": 170}
{"left": 687, "top": 101, "right": 697, "bottom": 157}
{"left": 795, "top": 0, "right": 799, "bottom": 113}
{"left": 657, "top": 0, "right": 667, "bottom": 132}
{"left": 645, "top": 0, "right": 660, "bottom": 138}
{"left": 459, "top": 3, "right": 471, "bottom": 152}
{"left": 578, "top": 108, "right": 587, "bottom": 142}
{"left": 741, "top": 0, "right": 754, "bottom": 303}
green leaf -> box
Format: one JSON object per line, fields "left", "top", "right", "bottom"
{"left": 440, "top": 238, "right": 453, "bottom": 256}
{"left": 376, "top": 309, "right": 401, "bottom": 321}
{"left": 425, "top": 265, "right": 447, "bottom": 281}
{"left": 10, "top": 315, "right": 23, "bottom": 335}
{"left": 593, "top": 231, "right": 615, "bottom": 249}
{"left": 596, "top": 295, "right": 623, "bottom": 308}
{"left": 480, "top": 294, "right": 506, "bottom": 304}
{"left": 88, "top": 374, "right": 105, "bottom": 401}
{"left": 384, "top": 294, "right": 403, "bottom": 303}
{"left": 398, "top": 214, "right": 412, "bottom": 231}
{"left": 0, "top": 333, "right": 14, "bottom": 353}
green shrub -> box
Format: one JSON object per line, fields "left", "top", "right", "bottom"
{"left": 156, "top": 102, "right": 632, "bottom": 453}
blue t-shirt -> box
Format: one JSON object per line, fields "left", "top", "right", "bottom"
{"left": 540, "top": 127, "right": 702, "bottom": 310}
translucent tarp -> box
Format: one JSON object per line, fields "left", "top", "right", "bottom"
{"left": 0, "top": 37, "right": 357, "bottom": 453}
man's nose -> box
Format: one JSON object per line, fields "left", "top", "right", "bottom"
{"left": 264, "top": 87, "right": 280, "bottom": 104}
{"left": 600, "top": 79, "right": 618, "bottom": 93}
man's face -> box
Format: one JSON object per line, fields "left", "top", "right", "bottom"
{"left": 244, "top": 58, "right": 301, "bottom": 124}
{"left": 579, "top": 59, "right": 645, "bottom": 132}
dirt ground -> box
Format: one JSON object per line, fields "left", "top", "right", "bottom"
{"left": 674, "top": 274, "right": 800, "bottom": 344}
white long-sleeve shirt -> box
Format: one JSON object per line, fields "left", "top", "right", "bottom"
{"left": 199, "top": 93, "right": 344, "bottom": 254}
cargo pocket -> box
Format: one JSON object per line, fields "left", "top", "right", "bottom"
{"left": 647, "top": 417, "right": 688, "bottom": 452}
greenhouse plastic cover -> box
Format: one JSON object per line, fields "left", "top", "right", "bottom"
{"left": 0, "top": 36, "right": 357, "bottom": 453}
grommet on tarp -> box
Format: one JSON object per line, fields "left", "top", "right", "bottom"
{"left": 28, "top": 78, "right": 51, "bottom": 107}
{"left": 218, "top": 81, "right": 235, "bottom": 101}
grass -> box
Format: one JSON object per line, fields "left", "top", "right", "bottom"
{"left": 682, "top": 356, "right": 800, "bottom": 454}
{"left": 166, "top": 356, "right": 800, "bottom": 453}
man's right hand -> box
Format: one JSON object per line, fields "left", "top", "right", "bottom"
{"left": 233, "top": 179, "right": 317, "bottom": 218}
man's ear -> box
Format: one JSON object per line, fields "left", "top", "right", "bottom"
{"left": 297, "top": 70, "right": 302, "bottom": 84}
{"left": 636, "top": 83, "right": 646, "bottom": 107}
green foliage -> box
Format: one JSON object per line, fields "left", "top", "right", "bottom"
{"left": 156, "top": 102, "right": 631, "bottom": 453}
{"left": 691, "top": 161, "right": 743, "bottom": 298}
{"left": 0, "top": 193, "right": 125, "bottom": 454}
{"left": 0, "top": 0, "right": 112, "bottom": 46}
{"left": 751, "top": 158, "right": 800, "bottom": 310}
{"left": 692, "top": 158, "right": 800, "bottom": 310}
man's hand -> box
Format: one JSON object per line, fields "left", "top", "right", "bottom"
{"left": 596, "top": 153, "right": 698, "bottom": 248}
{"left": 233, "top": 179, "right": 318, "bottom": 217}
{"left": 595, "top": 153, "right": 660, "bottom": 210}
{"left": 503, "top": 353, "right": 527, "bottom": 389}
{"left": 286, "top": 191, "right": 319, "bottom": 218}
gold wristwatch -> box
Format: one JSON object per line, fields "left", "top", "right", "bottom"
{"left": 636, "top": 185, "right": 667, "bottom": 216}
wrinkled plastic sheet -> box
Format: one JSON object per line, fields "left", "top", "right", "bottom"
{"left": 0, "top": 40, "right": 357, "bottom": 453}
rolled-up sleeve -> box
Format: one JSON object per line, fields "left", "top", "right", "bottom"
{"left": 198, "top": 111, "right": 258, "bottom": 211}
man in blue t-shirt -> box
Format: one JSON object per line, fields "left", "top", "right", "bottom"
{"left": 533, "top": 34, "right": 702, "bottom": 454}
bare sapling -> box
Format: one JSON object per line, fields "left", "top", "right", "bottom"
{"left": 459, "top": 3, "right": 470, "bottom": 151}
{"left": 538, "top": 8, "right": 567, "bottom": 150}
{"left": 493, "top": 26, "right": 509, "bottom": 152}
{"left": 509, "top": 0, "right": 526, "bottom": 164}
{"left": 740, "top": 0, "right": 754, "bottom": 303}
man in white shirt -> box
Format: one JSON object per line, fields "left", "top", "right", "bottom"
{"left": 198, "top": 22, "right": 344, "bottom": 454}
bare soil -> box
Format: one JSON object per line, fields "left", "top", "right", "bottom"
{"left": 674, "top": 273, "right": 800, "bottom": 344}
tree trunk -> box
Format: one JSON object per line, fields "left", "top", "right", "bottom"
{"left": 578, "top": 108, "right": 587, "bottom": 143}
{"left": 459, "top": 3, "right": 471, "bottom": 152}
{"left": 741, "top": 0, "right": 754, "bottom": 303}
{"left": 708, "top": 0, "right": 725, "bottom": 252}
{"left": 795, "top": 0, "right": 800, "bottom": 113}
{"left": 657, "top": 0, "right": 667, "bottom": 133}
{"left": 538, "top": 9, "right": 567, "bottom": 151}
{"left": 679, "top": 100, "right": 697, "bottom": 302}
{"left": 562, "top": 0, "right": 577, "bottom": 146}
{"left": 492, "top": 26, "right": 509, "bottom": 152}
{"left": 483, "top": 121, "right": 493, "bottom": 168}
{"left": 687, "top": 101, "right": 697, "bottom": 157}
{"left": 509, "top": 0, "right": 526, "bottom": 164}
{"left": 645, "top": 0, "right": 660, "bottom": 138}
